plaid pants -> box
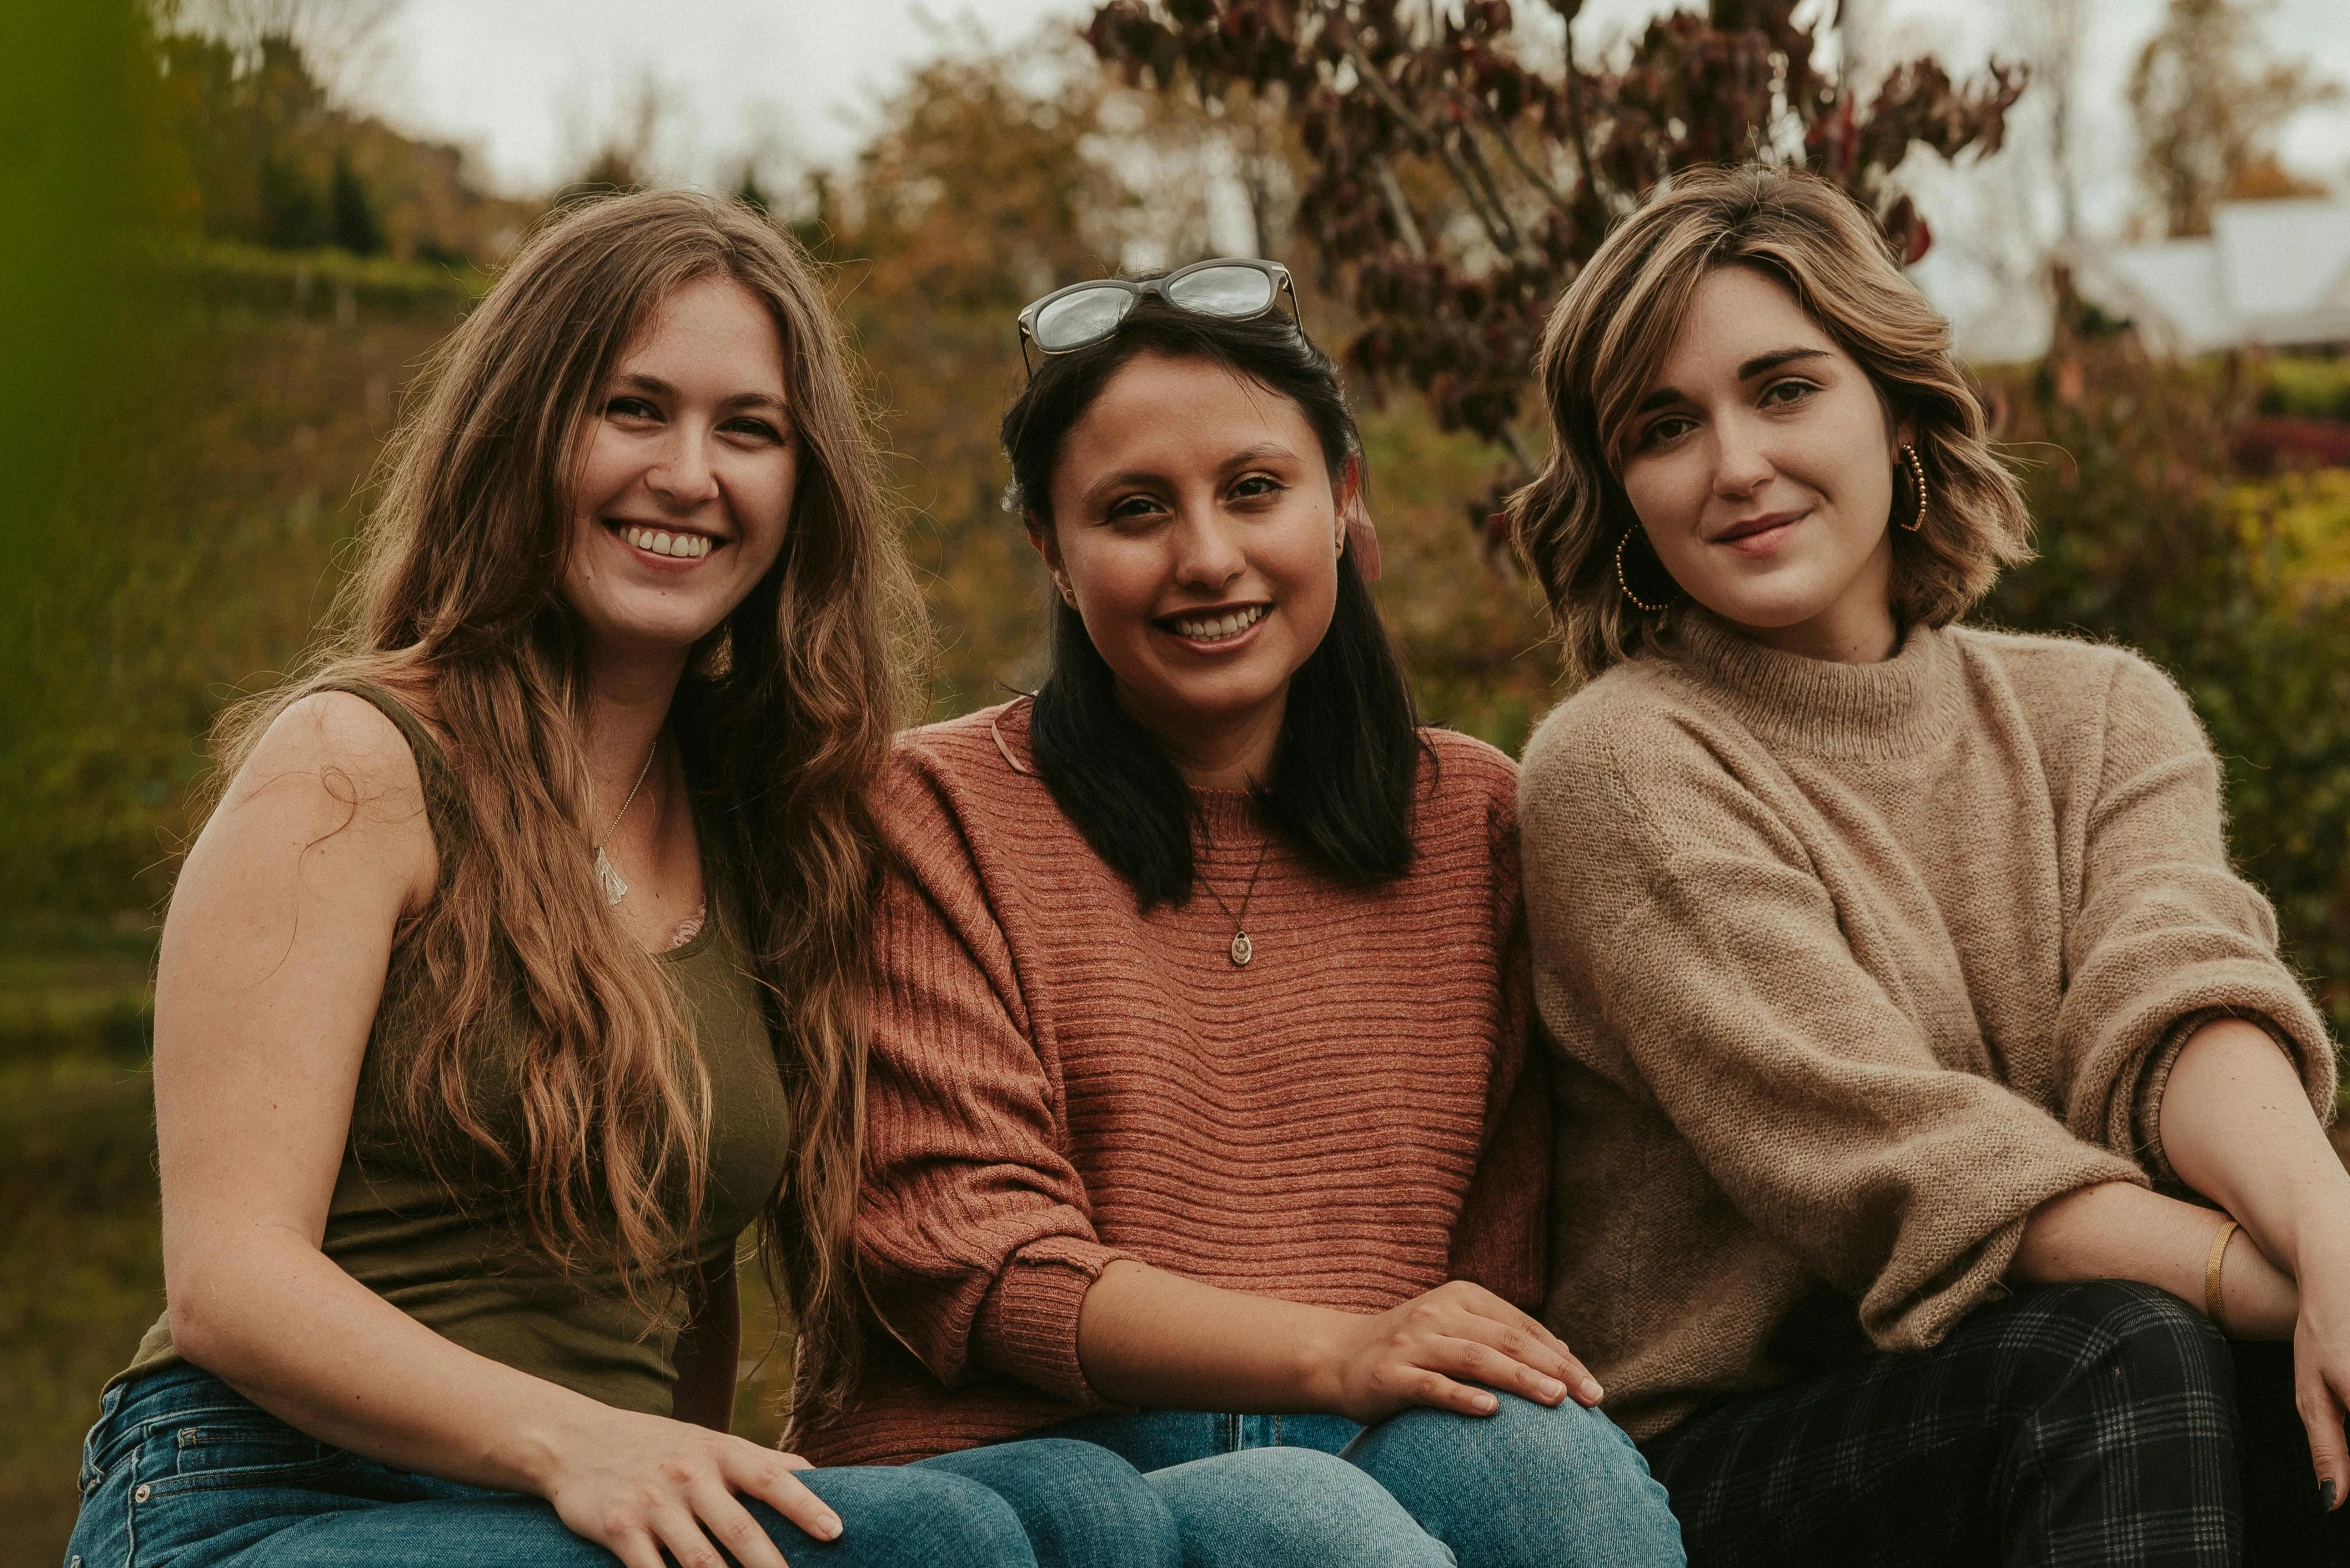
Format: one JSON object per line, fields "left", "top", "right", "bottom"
{"left": 1642, "top": 1281, "right": 2249, "bottom": 1567}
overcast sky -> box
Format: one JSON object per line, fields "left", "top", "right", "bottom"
{"left": 351, "top": 0, "right": 2350, "bottom": 199}
{"left": 335, "top": 0, "right": 2348, "bottom": 345}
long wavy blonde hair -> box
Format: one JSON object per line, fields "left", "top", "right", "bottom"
{"left": 1511, "top": 165, "right": 2031, "bottom": 682}
{"left": 207, "top": 189, "right": 918, "bottom": 1415}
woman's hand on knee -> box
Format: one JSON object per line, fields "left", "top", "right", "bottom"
{"left": 541, "top": 1409, "right": 842, "bottom": 1568}
{"left": 1314, "top": 1279, "right": 1604, "bottom": 1425}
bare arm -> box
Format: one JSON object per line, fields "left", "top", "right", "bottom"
{"left": 158, "top": 694, "right": 835, "bottom": 1568}
{"left": 2161, "top": 1018, "right": 2350, "bottom": 1508}
{"left": 1075, "top": 1259, "right": 1601, "bottom": 1423}
{"left": 671, "top": 1250, "right": 742, "bottom": 1434}
{"left": 2008, "top": 1175, "right": 2298, "bottom": 1334}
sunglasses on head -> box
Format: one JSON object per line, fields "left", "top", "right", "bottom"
{"left": 1016, "top": 258, "right": 1301, "bottom": 371}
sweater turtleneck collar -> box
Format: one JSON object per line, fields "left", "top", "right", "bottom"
{"left": 1670, "top": 610, "right": 1968, "bottom": 761}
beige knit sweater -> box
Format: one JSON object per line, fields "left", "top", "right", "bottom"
{"left": 1519, "top": 613, "right": 2336, "bottom": 1442}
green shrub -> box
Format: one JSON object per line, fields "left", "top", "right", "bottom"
{"left": 1981, "top": 325, "right": 2350, "bottom": 1036}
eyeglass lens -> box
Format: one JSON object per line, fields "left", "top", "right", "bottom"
{"left": 1034, "top": 286, "right": 1135, "bottom": 351}
{"left": 1164, "top": 265, "right": 1275, "bottom": 317}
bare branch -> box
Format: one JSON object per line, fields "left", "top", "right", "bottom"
{"left": 1376, "top": 158, "right": 1430, "bottom": 260}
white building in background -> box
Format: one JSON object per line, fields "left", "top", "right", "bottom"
{"left": 2074, "top": 197, "right": 2350, "bottom": 354}
{"left": 1944, "top": 197, "right": 2350, "bottom": 364}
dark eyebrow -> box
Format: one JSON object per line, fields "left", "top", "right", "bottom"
{"left": 612, "top": 371, "right": 789, "bottom": 415}
{"left": 1080, "top": 443, "right": 1306, "bottom": 509}
{"left": 1082, "top": 469, "right": 1170, "bottom": 509}
{"left": 1219, "top": 441, "right": 1304, "bottom": 473}
{"left": 1736, "top": 346, "right": 1831, "bottom": 380}
{"left": 1634, "top": 347, "right": 1831, "bottom": 417}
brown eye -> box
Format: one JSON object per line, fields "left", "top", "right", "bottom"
{"left": 1640, "top": 415, "right": 1695, "bottom": 449}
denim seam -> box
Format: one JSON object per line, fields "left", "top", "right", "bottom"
{"left": 90, "top": 1401, "right": 272, "bottom": 1484}
{"left": 124, "top": 1435, "right": 147, "bottom": 1568}
{"left": 138, "top": 1452, "right": 356, "bottom": 1500}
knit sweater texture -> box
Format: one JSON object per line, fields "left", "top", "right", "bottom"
{"left": 795, "top": 700, "right": 1545, "bottom": 1465}
{"left": 1520, "top": 614, "right": 2336, "bottom": 1443}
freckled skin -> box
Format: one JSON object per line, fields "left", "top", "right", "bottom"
{"left": 1619, "top": 265, "right": 1910, "bottom": 664}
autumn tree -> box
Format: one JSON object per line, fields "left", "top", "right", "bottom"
{"left": 2128, "top": 0, "right": 2342, "bottom": 239}
{"left": 1087, "top": 0, "right": 2024, "bottom": 548}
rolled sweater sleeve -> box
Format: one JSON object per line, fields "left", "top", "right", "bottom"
{"left": 2054, "top": 652, "right": 2335, "bottom": 1178}
{"left": 857, "top": 765, "right": 1124, "bottom": 1408}
{"left": 1522, "top": 717, "right": 2143, "bottom": 1354}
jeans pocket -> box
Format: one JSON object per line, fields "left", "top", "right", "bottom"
{"left": 138, "top": 1412, "right": 347, "bottom": 1497}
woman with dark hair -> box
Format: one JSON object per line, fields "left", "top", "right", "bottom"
{"left": 790, "top": 263, "right": 1685, "bottom": 1565}
{"left": 1512, "top": 164, "right": 2349, "bottom": 1564}
{"left": 62, "top": 190, "right": 1178, "bottom": 1568}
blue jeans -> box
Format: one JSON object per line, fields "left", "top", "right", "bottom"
{"left": 1048, "top": 1396, "right": 1687, "bottom": 1567}
{"left": 65, "top": 1366, "right": 1177, "bottom": 1567}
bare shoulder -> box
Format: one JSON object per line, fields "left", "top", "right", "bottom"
{"left": 205, "top": 689, "right": 439, "bottom": 906}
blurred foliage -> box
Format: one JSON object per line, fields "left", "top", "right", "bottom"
{"left": 2128, "top": 0, "right": 2341, "bottom": 239}
{"left": 1981, "top": 291, "right": 2350, "bottom": 1032}
{"left": 0, "top": 1062, "right": 170, "bottom": 1558}
{"left": 2261, "top": 356, "right": 2350, "bottom": 422}
{"left": 147, "top": 25, "right": 532, "bottom": 262}
{"left": 1088, "top": 0, "right": 2024, "bottom": 549}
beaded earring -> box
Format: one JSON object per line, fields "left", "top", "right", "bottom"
{"left": 1898, "top": 444, "right": 1929, "bottom": 532}
{"left": 1615, "top": 528, "right": 1672, "bottom": 614}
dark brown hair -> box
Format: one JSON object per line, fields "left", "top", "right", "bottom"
{"left": 1001, "top": 296, "right": 1422, "bottom": 907}
{"left": 1510, "top": 165, "right": 2031, "bottom": 681}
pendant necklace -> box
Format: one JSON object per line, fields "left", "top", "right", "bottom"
{"left": 1199, "top": 828, "right": 1272, "bottom": 967}
{"left": 591, "top": 736, "right": 660, "bottom": 906}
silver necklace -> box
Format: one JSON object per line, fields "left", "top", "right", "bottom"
{"left": 1199, "top": 830, "right": 1272, "bottom": 967}
{"left": 591, "top": 737, "right": 660, "bottom": 906}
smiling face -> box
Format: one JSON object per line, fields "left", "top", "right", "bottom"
{"left": 558, "top": 274, "right": 798, "bottom": 664}
{"left": 1619, "top": 264, "right": 1909, "bottom": 662}
{"left": 1037, "top": 352, "right": 1347, "bottom": 780}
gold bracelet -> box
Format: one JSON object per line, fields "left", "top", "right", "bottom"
{"left": 2205, "top": 1218, "right": 2241, "bottom": 1332}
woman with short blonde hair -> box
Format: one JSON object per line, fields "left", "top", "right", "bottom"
{"left": 1512, "top": 164, "right": 2349, "bottom": 1563}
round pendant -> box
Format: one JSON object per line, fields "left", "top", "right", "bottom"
{"left": 1229, "top": 931, "right": 1253, "bottom": 967}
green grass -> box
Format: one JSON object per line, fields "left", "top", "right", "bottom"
{"left": 0, "top": 1057, "right": 164, "bottom": 1564}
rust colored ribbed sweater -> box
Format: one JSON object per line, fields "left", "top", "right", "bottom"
{"left": 793, "top": 701, "right": 1546, "bottom": 1466}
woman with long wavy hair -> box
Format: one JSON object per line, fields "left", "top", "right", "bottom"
{"left": 62, "top": 190, "right": 1177, "bottom": 1568}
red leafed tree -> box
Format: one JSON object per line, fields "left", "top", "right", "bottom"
{"left": 1085, "top": 0, "right": 2024, "bottom": 549}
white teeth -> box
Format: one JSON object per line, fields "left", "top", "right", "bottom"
{"left": 620, "top": 526, "right": 712, "bottom": 559}
{"left": 1170, "top": 605, "right": 1267, "bottom": 642}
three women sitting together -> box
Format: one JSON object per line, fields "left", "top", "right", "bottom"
{"left": 67, "top": 165, "right": 2350, "bottom": 1568}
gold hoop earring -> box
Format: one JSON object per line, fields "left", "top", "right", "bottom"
{"left": 1615, "top": 529, "right": 1671, "bottom": 614}
{"left": 1898, "top": 444, "right": 1929, "bottom": 533}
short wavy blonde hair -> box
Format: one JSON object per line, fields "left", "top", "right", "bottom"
{"left": 1509, "top": 165, "right": 2030, "bottom": 682}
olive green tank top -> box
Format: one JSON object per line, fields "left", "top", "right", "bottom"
{"left": 117, "top": 680, "right": 791, "bottom": 1416}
